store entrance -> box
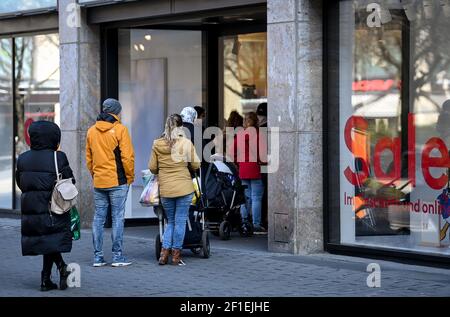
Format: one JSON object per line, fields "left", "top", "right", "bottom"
{"left": 118, "top": 28, "right": 203, "bottom": 219}
{"left": 103, "top": 8, "right": 268, "bottom": 241}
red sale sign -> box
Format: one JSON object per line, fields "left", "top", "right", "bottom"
{"left": 24, "top": 118, "right": 34, "bottom": 147}
{"left": 344, "top": 115, "right": 450, "bottom": 190}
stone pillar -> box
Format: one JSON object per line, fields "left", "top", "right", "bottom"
{"left": 267, "top": 0, "right": 323, "bottom": 254}
{"left": 59, "top": 0, "right": 100, "bottom": 227}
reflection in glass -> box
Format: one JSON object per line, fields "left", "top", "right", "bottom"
{"left": 0, "top": 39, "right": 13, "bottom": 209}
{"left": 0, "top": 0, "right": 56, "bottom": 15}
{"left": 338, "top": 0, "right": 450, "bottom": 256}
{"left": 14, "top": 34, "right": 60, "bottom": 206}
{"left": 351, "top": 9, "right": 404, "bottom": 237}
{"left": 78, "top": 0, "right": 112, "bottom": 3}
{"left": 222, "top": 33, "right": 267, "bottom": 126}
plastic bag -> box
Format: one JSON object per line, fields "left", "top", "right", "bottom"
{"left": 191, "top": 177, "right": 201, "bottom": 206}
{"left": 140, "top": 174, "right": 160, "bottom": 207}
{"left": 70, "top": 206, "right": 81, "bottom": 241}
{"left": 141, "top": 169, "right": 152, "bottom": 187}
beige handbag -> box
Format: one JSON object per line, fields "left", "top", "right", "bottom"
{"left": 50, "top": 151, "right": 78, "bottom": 215}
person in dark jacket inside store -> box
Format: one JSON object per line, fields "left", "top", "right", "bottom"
{"left": 180, "top": 106, "right": 198, "bottom": 144}
{"left": 15, "top": 121, "right": 75, "bottom": 292}
{"left": 181, "top": 106, "right": 205, "bottom": 177}
{"left": 256, "top": 102, "right": 267, "bottom": 128}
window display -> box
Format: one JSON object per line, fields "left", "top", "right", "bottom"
{"left": 0, "top": 33, "right": 59, "bottom": 210}
{"left": 330, "top": 0, "right": 450, "bottom": 257}
{"left": 0, "top": 39, "right": 13, "bottom": 209}
{"left": 222, "top": 32, "right": 267, "bottom": 125}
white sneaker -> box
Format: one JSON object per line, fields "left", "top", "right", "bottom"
{"left": 93, "top": 259, "right": 108, "bottom": 267}
{"left": 111, "top": 259, "right": 132, "bottom": 267}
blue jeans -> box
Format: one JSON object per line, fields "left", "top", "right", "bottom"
{"left": 241, "top": 179, "right": 264, "bottom": 228}
{"left": 161, "top": 193, "right": 193, "bottom": 250}
{"left": 92, "top": 184, "right": 129, "bottom": 262}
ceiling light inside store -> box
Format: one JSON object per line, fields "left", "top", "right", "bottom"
{"left": 139, "top": 44, "right": 145, "bottom": 51}
{"left": 134, "top": 44, "right": 139, "bottom": 51}
{"left": 238, "top": 18, "right": 255, "bottom": 21}
{"left": 145, "top": 35, "right": 152, "bottom": 41}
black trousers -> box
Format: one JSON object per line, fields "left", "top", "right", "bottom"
{"left": 42, "top": 253, "right": 65, "bottom": 274}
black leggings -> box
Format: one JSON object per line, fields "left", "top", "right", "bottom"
{"left": 42, "top": 253, "right": 65, "bottom": 274}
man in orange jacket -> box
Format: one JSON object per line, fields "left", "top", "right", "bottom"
{"left": 86, "top": 98, "right": 135, "bottom": 267}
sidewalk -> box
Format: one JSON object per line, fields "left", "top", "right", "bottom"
{"left": 1, "top": 217, "right": 449, "bottom": 297}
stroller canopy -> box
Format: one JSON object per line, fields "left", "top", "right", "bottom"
{"left": 212, "top": 161, "right": 233, "bottom": 174}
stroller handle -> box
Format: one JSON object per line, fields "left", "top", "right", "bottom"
{"left": 193, "top": 171, "right": 202, "bottom": 194}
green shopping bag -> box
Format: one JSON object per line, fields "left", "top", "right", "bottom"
{"left": 70, "top": 207, "right": 81, "bottom": 241}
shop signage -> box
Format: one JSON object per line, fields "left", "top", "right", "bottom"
{"left": 352, "top": 79, "right": 396, "bottom": 92}
{"left": 344, "top": 114, "right": 450, "bottom": 190}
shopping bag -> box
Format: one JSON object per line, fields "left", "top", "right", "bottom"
{"left": 141, "top": 169, "right": 152, "bottom": 187}
{"left": 70, "top": 206, "right": 81, "bottom": 241}
{"left": 140, "top": 174, "right": 160, "bottom": 206}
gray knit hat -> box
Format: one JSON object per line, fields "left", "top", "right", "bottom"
{"left": 102, "top": 98, "right": 122, "bottom": 115}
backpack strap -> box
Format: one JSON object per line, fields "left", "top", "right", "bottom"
{"left": 54, "top": 151, "right": 61, "bottom": 181}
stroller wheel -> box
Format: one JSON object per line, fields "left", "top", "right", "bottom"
{"left": 201, "top": 231, "right": 210, "bottom": 258}
{"left": 155, "top": 234, "right": 162, "bottom": 261}
{"left": 219, "top": 221, "right": 231, "bottom": 240}
{"left": 191, "top": 247, "right": 201, "bottom": 255}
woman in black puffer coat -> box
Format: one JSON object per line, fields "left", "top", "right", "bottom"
{"left": 16, "top": 121, "right": 75, "bottom": 291}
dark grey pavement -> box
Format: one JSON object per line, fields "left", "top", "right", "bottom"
{"left": 1, "top": 217, "right": 449, "bottom": 297}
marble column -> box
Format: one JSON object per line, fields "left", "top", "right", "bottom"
{"left": 58, "top": 0, "right": 100, "bottom": 228}
{"left": 267, "top": 0, "right": 323, "bottom": 254}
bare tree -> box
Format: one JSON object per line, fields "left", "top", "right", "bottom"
{"left": 0, "top": 34, "right": 59, "bottom": 156}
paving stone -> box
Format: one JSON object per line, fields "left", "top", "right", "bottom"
{"left": 0, "top": 218, "right": 449, "bottom": 297}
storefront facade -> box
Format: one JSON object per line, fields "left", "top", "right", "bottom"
{"left": 0, "top": 0, "right": 449, "bottom": 265}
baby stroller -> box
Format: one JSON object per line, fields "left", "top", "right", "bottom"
{"left": 154, "top": 176, "right": 211, "bottom": 260}
{"left": 203, "top": 156, "right": 253, "bottom": 240}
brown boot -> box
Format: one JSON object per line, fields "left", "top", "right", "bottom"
{"left": 159, "top": 248, "right": 170, "bottom": 265}
{"left": 171, "top": 249, "right": 185, "bottom": 266}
